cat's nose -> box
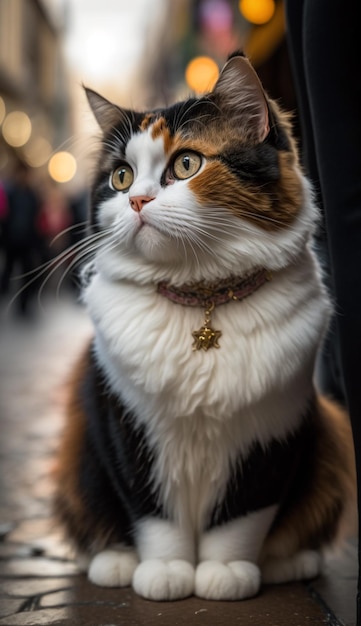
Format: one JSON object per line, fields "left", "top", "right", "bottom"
{"left": 129, "top": 195, "right": 154, "bottom": 213}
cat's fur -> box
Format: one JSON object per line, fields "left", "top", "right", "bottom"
{"left": 54, "top": 53, "right": 355, "bottom": 601}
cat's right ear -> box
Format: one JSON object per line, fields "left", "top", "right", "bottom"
{"left": 84, "top": 87, "right": 124, "bottom": 135}
{"left": 212, "top": 54, "right": 270, "bottom": 143}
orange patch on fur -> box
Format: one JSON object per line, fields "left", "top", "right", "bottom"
{"left": 140, "top": 113, "right": 155, "bottom": 132}
{"left": 170, "top": 129, "right": 230, "bottom": 160}
{"left": 54, "top": 347, "right": 88, "bottom": 515}
{"left": 53, "top": 344, "right": 111, "bottom": 552}
{"left": 151, "top": 117, "right": 173, "bottom": 154}
{"left": 188, "top": 153, "right": 302, "bottom": 231}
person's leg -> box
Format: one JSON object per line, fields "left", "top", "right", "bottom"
{"left": 285, "top": 0, "right": 345, "bottom": 404}
{"left": 301, "top": 0, "right": 361, "bottom": 621}
{"left": 284, "top": 0, "right": 320, "bottom": 201}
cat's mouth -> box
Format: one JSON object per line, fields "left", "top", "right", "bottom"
{"left": 135, "top": 213, "right": 163, "bottom": 237}
{"left": 131, "top": 212, "right": 183, "bottom": 262}
{"left": 136, "top": 216, "right": 152, "bottom": 232}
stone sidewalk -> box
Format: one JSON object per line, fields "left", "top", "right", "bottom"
{"left": 0, "top": 295, "right": 357, "bottom": 625}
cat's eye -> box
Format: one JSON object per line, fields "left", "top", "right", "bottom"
{"left": 110, "top": 163, "right": 134, "bottom": 192}
{"left": 172, "top": 152, "right": 202, "bottom": 180}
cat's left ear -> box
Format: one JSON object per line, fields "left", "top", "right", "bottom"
{"left": 212, "top": 54, "right": 270, "bottom": 143}
{"left": 85, "top": 87, "right": 127, "bottom": 135}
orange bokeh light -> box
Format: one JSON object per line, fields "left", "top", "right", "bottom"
{"left": 185, "top": 56, "right": 219, "bottom": 94}
{"left": 48, "top": 151, "right": 77, "bottom": 183}
{"left": 239, "top": 0, "right": 275, "bottom": 25}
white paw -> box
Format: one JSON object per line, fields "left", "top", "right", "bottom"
{"left": 88, "top": 547, "right": 139, "bottom": 587}
{"left": 262, "top": 550, "right": 321, "bottom": 584}
{"left": 195, "top": 560, "right": 260, "bottom": 600}
{"left": 132, "top": 559, "right": 195, "bottom": 601}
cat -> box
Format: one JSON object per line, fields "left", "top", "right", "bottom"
{"left": 54, "top": 52, "right": 356, "bottom": 602}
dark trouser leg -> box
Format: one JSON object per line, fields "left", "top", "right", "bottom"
{"left": 285, "top": 0, "right": 345, "bottom": 404}
{"left": 286, "top": 0, "right": 361, "bottom": 622}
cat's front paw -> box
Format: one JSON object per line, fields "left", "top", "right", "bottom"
{"left": 88, "top": 548, "right": 138, "bottom": 587}
{"left": 132, "top": 559, "right": 195, "bottom": 600}
{"left": 195, "top": 560, "right": 260, "bottom": 600}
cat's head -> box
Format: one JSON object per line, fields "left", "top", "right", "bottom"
{"left": 86, "top": 52, "right": 315, "bottom": 284}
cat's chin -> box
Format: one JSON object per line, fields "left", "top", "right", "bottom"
{"left": 133, "top": 224, "right": 184, "bottom": 264}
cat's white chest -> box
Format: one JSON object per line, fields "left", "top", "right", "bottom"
{"left": 86, "top": 275, "right": 268, "bottom": 418}
{"left": 85, "top": 268, "right": 323, "bottom": 429}
{"left": 149, "top": 411, "right": 238, "bottom": 528}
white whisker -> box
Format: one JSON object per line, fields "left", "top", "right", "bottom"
{"left": 6, "top": 229, "right": 111, "bottom": 314}
{"left": 49, "top": 221, "right": 89, "bottom": 247}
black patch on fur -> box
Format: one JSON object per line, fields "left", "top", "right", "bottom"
{"left": 75, "top": 347, "right": 164, "bottom": 547}
{"left": 208, "top": 414, "right": 314, "bottom": 529}
{"left": 219, "top": 143, "right": 280, "bottom": 184}
{"left": 161, "top": 98, "right": 218, "bottom": 137}
{"left": 266, "top": 109, "right": 292, "bottom": 152}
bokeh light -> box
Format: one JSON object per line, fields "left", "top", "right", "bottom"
{"left": 2, "top": 111, "right": 32, "bottom": 147}
{"left": 48, "top": 151, "right": 77, "bottom": 183}
{"left": 239, "top": 0, "right": 275, "bottom": 25}
{"left": 185, "top": 56, "right": 219, "bottom": 93}
{"left": 23, "top": 137, "right": 52, "bottom": 168}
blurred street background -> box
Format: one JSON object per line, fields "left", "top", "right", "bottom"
{"left": 0, "top": 1, "right": 357, "bottom": 625}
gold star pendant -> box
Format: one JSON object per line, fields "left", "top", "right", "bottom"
{"left": 192, "top": 324, "right": 222, "bottom": 351}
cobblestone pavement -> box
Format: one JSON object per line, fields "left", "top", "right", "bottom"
{"left": 0, "top": 295, "right": 357, "bottom": 625}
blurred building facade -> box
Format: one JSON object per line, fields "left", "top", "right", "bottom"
{"left": 0, "top": 0, "right": 71, "bottom": 174}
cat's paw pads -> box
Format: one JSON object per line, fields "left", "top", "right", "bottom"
{"left": 262, "top": 550, "right": 321, "bottom": 584}
{"left": 88, "top": 548, "right": 138, "bottom": 587}
{"left": 195, "top": 560, "right": 260, "bottom": 600}
{"left": 132, "top": 559, "right": 195, "bottom": 600}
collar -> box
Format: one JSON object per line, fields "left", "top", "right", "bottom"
{"left": 157, "top": 268, "right": 271, "bottom": 308}
{"left": 157, "top": 268, "right": 272, "bottom": 351}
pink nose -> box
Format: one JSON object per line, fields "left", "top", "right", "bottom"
{"left": 130, "top": 195, "right": 154, "bottom": 213}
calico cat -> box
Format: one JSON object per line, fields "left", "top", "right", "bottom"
{"left": 54, "top": 52, "right": 355, "bottom": 601}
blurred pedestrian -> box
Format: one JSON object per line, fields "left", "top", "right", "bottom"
{"left": 38, "top": 181, "right": 72, "bottom": 257}
{"left": 0, "top": 160, "right": 41, "bottom": 316}
{"left": 0, "top": 179, "right": 8, "bottom": 219}
{"left": 285, "top": 0, "right": 361, "bottom": 623}
{"left": 0, "top": 179, "right": 8, "bottom": 252}
{"left": 36, "top": 180, "right": 73, "bottom": 294}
